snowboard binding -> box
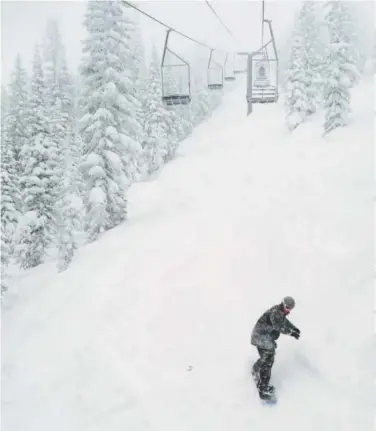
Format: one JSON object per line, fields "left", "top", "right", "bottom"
{"left": 252, "top": 370, "right": 277, "bottom": 404}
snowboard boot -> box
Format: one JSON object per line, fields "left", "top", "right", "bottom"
{"left": 258, "top": 384, "right": 275, "bottom": 399}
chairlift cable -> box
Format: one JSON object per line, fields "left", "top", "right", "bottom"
{"left": 204, "top": 1, "right": 238, "bottom": 42}
{"left": 122, "top": 0, "right": 236, "bottom": 54}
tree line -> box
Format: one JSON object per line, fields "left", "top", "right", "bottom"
{"left": 1, "top": 1, "right": 225, "bottom": 285}
{"left": 283, "top": 0, "right": 375, "bottom": 133}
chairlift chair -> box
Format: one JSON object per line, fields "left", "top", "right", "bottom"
{"left": 207, "top": 49, "right": 223, "bottom": 90}
{"left": 161, "top": 29, "right": 191, "bottom": 106}
{"left": 250, "top": 48, "right": 278, "bottom": 104}
{"left": 245, "top": 14, "right": 280, "bottom": 114}
{"left": 224, "top": 54, "right": 236, "bottom": 82}
{"left": 234, "top": 54, "right": 247, "bottom": 75}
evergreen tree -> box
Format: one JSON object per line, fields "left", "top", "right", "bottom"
{"left": 128, "top": 18, "right": 146, "bottom": 181}
{"left": 18, "top": 45, "right": 60, "bottom": 268}
{"left": 2, "top": 58, "right": 27, "bottom": 269}
{"left": 43, "top": 20, "right": 74, "bottom": 175}
{"left": 323, "top": 1, "right": 357, "bottom": 134}
{"left": 299, "top": 0, "right": 324, "bottom": 113}
{"left": 337, "top": 3, "right": 362, "bottom": 84}
{"left": 57, "top": 163, "right": 83, "bottom": 272}
{"left": 284, "top": 1, "right": 324, "bottom": 129}
{"left": 143, "top": 47, "right": 169, "bottom": 175}
{"left": 163, "top": 108, "right": 180, "bottom": 162}
{"left": 190, "top": 52, "right": 213, "bottom": 126}
{"left": 79, "top": 0, "right": 140, "bottom": 241}
{"left": 191, "top": 76, "right": 211, "bottom": 127}
{"left": 43, "top": 24, "right": 83, "bottom": 268}
{"left": 43, "top": 20, "right": 66, "bottom": 93}
{"left": 3, "top": 55, "right": 30, "bottom": 184}
{"left": 174, "top": 104, "right": 193, "bottom": 141}
{"left": 1, "top": 117, "right": 21, "bottom": 271}
{"left": 1, "top": 85, "right": 10, "bottom": 120}
{"left": 284, "top": 32, "right": 309, "bottom": 130}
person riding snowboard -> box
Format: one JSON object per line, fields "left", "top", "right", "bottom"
{"left": 250, "top": 296, "right": 300, "bottom": 398}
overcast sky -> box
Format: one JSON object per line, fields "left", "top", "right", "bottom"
{"left": 1, "top": 0, "right": 374, "bottom": 85}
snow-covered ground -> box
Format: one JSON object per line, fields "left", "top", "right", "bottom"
{"left": 2, "top": 78, "right": 374, "bottom": 431}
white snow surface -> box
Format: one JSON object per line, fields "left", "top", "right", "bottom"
{"left": 2, "top": 78, "right": 374, "bottom": 431}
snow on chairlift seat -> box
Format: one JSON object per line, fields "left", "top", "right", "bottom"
{"left": 251, "top": 54, "right": 278, "bottom": 103}
{"left": 250, "top": 86, "right": 278, "bottom": 103}
{"left": 162, "top": 94, "right": 191, "bottom": 106}
{"left": 208, "top": 83, "right": 223, "bottom": 90}
{"left": 161, "top": 29, "right": 192, "bottom": 106}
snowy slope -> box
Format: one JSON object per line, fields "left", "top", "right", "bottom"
{"left": 2, "top": 78, "right": 374, "bottom": 431}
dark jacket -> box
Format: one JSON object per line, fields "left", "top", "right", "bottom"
{"left": 251, "top": 304, "right": 298, "bottom": 350}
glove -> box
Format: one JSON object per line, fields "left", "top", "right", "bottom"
{"left": 291, "top": 328, "right": 300, "bottom": 340}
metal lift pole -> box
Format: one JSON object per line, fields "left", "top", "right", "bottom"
{"left": 261, "top": 0, "right": 265, "bottom": 47}
{"left": 161, "top": 29, "right": 172, "bottom": 99}
{"left": 246, "top": 53, "right": 253, "bottom": 115}
{"left": 265, "top": 19, "right": 279, "bottom": 100}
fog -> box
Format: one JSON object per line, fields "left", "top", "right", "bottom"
{"left": 1, "top": 0, "right": 374, "bottom": 84}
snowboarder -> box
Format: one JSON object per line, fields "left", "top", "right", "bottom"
{"left": 250, "top": 296, "right": 300, "bottom": 399}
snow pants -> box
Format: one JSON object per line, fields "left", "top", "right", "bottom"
{"left": 252, "top": 347, "right": 275, "bottom": 390}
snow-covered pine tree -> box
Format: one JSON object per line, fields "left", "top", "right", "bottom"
{"left": 43, "top": 23, "right": 84, "bottom": 269}
{"left": 56, "top": 100, "right": 84, "bottom": 272}
{"left": 43, "top": 27, "right": 73, "bottom": 208}
{"left": 43, "top": 20, "right": 74, "bottom": 169}
{"left": 284, "top": 32, "right": 309, "bottom": 130}
{"left": 128, "top": 15, "right": 146, "bottom": 180}
{"left": 299, "top": 0, "right": 324, "bottom": 114}
{"left": 190, "top": 66, "right": 211, "bottom": 127}
{"left": 57, "top": 147, "right": 83, "bottom": 272}
{"left": 3, "top": 55, "right": 30, "bottom": 186}
{"left": 79, "top": 0, "right": 141, "bottom": 241}
{"left": 284, "top": 1, "right": 325, "bottom": 129}
{"left": 323, "top": 1, "right": 358, "bottom": 134}
{"left": 189, "top": 49, "right": 213, "bottom": 126}
{"left": 17, "top": 45, "right": 61, "bottom": 269}
{"left": 174, "top": 103, "right": 193, "bottom": 141}
{"left": 1, "top": 85, "right": 10, "bottom": 120}
{"left": 136, "top": 77, "right": 149, "bottom": 178}
{"left": 57, "top": 76, "right": 84, "bottom": 271}
{"left": 1, "top": 58, "right": 28, "bottom": 271}
{"left": 336, "top": 2, "right": 362, "bottom": 85}
{"left": 1, "top": 110, "right": 21, "bottom": 272}
{"left": 43, "top": 20, "right": 66, "bottom": 91}
{"left": 194, "top": 88, "right": 211, "bottom": 126}
{"left": 163, "top": 108, "right": 180, "bottom": 163}
{"left": 142, "top": 47, "right": 169, "bottom": 175}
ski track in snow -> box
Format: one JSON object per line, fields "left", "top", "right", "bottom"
{"left": 2, "top": 78, "right": 374, "bottom": 431}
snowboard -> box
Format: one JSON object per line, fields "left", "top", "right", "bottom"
{"left": 252, "top": 371, "right": 278, "bottom": 405}
{"left": 259, "top": 392, "right": 277, "bottom": 405}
